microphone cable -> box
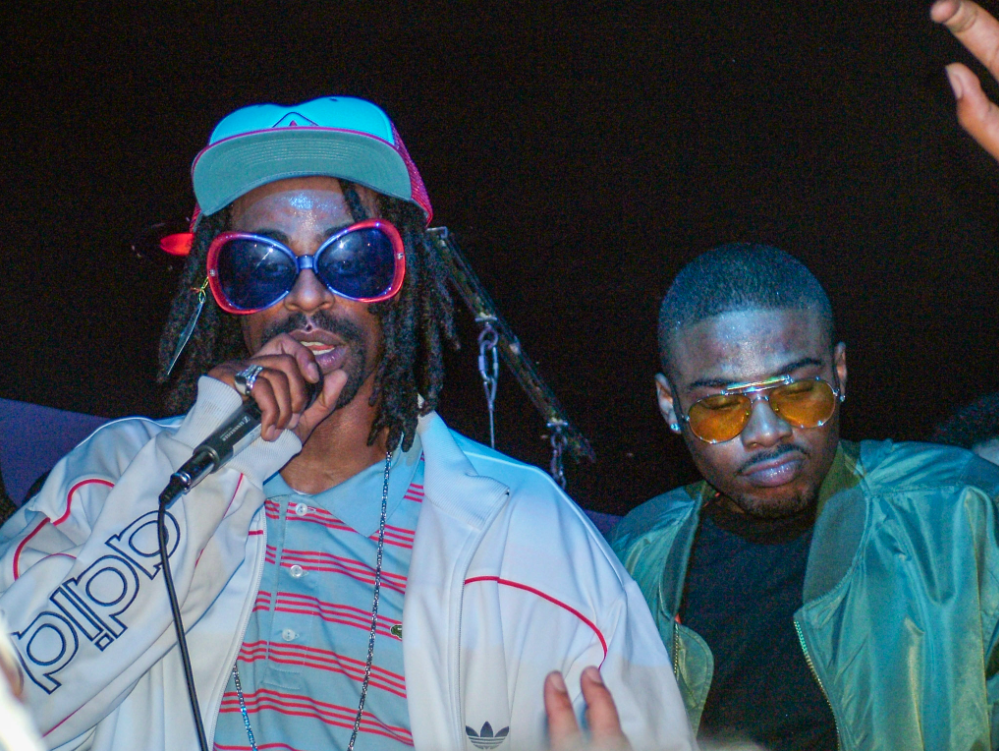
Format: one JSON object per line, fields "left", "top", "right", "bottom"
{"left": 156, "top": 375, "right": 320, "bottom": 751}
{"left": 156, "top": 398, "right": 263, "bottom": 751}
{"left": 157, "top": 491, "right": 210, "bottom": 751}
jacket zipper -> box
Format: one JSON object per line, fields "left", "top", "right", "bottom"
{"left": 204, "top": 514, "right": 268, "bottom": 744}
{"left": 449, "top": 490, "right": 510, "bottom": 751}
{"left": 671, "top": 621, "right": 680, "bottom": 678}
{"left": 794, "top": 619, "right": 841, "bottom": 750}
{"left": 454, "top": 584, "right": 465, "bottom": 750}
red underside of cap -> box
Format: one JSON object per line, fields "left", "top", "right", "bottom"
{"left": 160, "top": 233, "right": 194, "bottom": 257}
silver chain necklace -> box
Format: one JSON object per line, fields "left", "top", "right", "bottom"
{"left": 232, "top": 450, "right": 393, "bottom": 751}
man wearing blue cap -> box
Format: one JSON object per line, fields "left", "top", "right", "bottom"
{"left": 0, "top": 97, "right": 692, "bottom": 751}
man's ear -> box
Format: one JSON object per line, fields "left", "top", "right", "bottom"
{"left": 834, "top": 342, "right": 847, "bottom": 401}
{"left": 654, "top": 373, "right": 683, "bottom": 433}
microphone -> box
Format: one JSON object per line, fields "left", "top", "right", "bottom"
{"left": 159, "top": 372, "right": 322, "bottom": 506}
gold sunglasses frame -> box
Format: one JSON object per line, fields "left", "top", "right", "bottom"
{"left": 675, "top": 374, "right": 842, "bottom": 444}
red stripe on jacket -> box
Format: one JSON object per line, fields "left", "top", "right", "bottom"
{"left": 464, "top": 575, "right": 608, "bottom": 661}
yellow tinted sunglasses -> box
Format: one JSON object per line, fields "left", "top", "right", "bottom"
{"left": 677, "top": 374, "right": 841, "bottom": 444}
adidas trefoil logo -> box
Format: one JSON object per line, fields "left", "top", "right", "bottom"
{"left": 465, "top": 721, "right": 509, "bottom": 749}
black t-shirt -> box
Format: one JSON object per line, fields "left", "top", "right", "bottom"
{"left": 680, "top": 498, "right": 837, "bottom": 751}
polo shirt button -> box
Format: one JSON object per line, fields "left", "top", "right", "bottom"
{"left": 289, "top": 564, "right": 305, "bottom": 578}
{"left": 281, "top": 628, "right": 297, "bottom": 642}
{"left": 294, "top": 502, "right": 309, "bottom": 517}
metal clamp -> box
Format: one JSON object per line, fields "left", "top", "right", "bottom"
{"left": 428, "top": 227, "right": 595, "bottom": 488}
{"left": 548, "top": 420, "right": 568, "bottom": 489}
{"left": 476, "top": 316, "right": 500, "bottom": 449}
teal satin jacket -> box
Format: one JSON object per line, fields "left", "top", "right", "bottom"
{"left": 611, "top": 440, "right": 999, "bottom": 750}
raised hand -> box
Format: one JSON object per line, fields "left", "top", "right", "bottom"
{"left": 933, "top": 0, "right": 999, "bottom": 160}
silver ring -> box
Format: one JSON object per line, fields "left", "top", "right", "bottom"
{"left": 234, "top": 364, "right": 263, "bottom": 398}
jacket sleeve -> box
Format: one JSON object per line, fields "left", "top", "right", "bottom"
{"left": 0, "top": 377, "right": 301, "bottom": 747}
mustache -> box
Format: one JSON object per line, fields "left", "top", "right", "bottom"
{"left": 737, "top": 442, "right": 809, "bottom": 474}
{"left": 260, "top": 310, "right": 366, "bottom": 346}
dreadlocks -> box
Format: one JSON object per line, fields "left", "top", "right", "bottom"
{"left": 156, "top": 182, "right": 458, "bottom": 453}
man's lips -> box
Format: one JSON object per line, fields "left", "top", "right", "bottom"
{"left": 291, "top": 332, "right": 348, "bottom": 372}
{"left": 291, "top": 329, "right": 341, "bottom": 347}
{"left": 739, "top": 449, "right": 807, "bottom": 488}
{"left": 300, "top": 340, "right": 336, "bottom": 355}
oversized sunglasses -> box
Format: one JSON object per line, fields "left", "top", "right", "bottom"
{"left": 206, "top": 219, "right": 406, "bottom": 314}
{"left": 677, "top": 374, "right": 841, "bottom": 444}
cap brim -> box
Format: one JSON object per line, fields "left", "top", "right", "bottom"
{"left": 192, "top": 129, "right": 415, "bottom": 217}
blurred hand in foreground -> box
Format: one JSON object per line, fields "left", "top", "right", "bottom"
{"left": 933, "top": 0, "right": 999, "bottom": 161}
{"left": 544, "top": 667, "right": 632, "bottom": 751}
{"left": 0, "top": 614, "right": 45, "bottom": 751}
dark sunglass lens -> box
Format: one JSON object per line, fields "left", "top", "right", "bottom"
{"left": 771, "top": 380, "right": 836, "bottom": 427}
{"left": 688, "top": 394, "right": 752, "bottom": 442}
{"left": 217, "top": 238, "right": 297, "bottom": 310}
{"left": 316, "top": 228, "right": 396, "bottom": 299}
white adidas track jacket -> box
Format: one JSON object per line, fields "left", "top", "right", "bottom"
{"left": 0, "top": 377, "right": 693, "bottom": 751}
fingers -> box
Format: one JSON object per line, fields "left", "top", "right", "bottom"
{"left": 580, "top": 668, "right": 631, "bottom": 751}
{"left": 243, "top": 362, "right": 297, "bottom": 440}
{"left": 545, "top": 671, "right": 583, "bottom": 751}
{"left": 207, "top": 334, "right": 327, "bottom": 441}
{"left": 293, "top": 369, "right": 349, "bottom": 444}
{"left": 544, "top": 669, "right": 631, "bottom": 751}
{"left": 946, "top": 62, "right": 999, "bottom": 159}
{"left": 0, "top": 652, "right": 24, "bottom": 701}
{"left": 933, "top": 0, "right": 999, "bottom": 80}
{"left": 255, "top": 334, "right": 322, "bottom": 386}
{"left": 932, "top": 0, "right": 999, "bottom": 161}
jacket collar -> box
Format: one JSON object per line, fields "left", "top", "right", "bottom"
{"left": 658, "top": 485, "right": 708, "bottom": 617}
{"left": 651, "top": 440, "right": 867, "bottom": 613}
{"left": 415, "top": 410, "right": 510, "bottom": 529}
{"left": 802, "top": 440, "right": 866, "bottom": 602}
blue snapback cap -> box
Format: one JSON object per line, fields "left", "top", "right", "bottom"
{"left": 191, "top": 96, "right": 432, "bottom": 222}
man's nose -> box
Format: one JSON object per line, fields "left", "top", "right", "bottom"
{"left": 740, "top": 397, "right": 793, "bottom": 448}
{"left": 283, "top": 269, "right": 336, "bottom": 314}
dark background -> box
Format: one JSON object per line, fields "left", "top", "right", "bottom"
{"left": 2, "top": 1, "right": 999, "bottom": 515}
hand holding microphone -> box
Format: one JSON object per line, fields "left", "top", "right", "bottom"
{"left": 208, "top": 334, "right": 348, "bottom": 443}
{"left": 158, "top": 338, "right": 349, "bottom": 748}
{"left": 163, "top": 336, "right": 347, "bottom": 505}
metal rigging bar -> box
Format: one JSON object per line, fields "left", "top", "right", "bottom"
{"left": 428, "top": 227, "right": 596, "bottom": 467}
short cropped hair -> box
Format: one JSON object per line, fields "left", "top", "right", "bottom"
{"left": 931, "top": 393, "right": 999, "bottom": 449}
{"left": 658, "top": 243, "right": 835, "bottom": 372}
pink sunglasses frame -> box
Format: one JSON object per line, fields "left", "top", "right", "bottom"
{"left": 205, "top": 218, "right": 406, "bottom": 314}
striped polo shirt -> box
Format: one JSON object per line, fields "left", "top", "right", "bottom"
{"left": 213, "top": 436, "right": 425, "bottom": 751}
